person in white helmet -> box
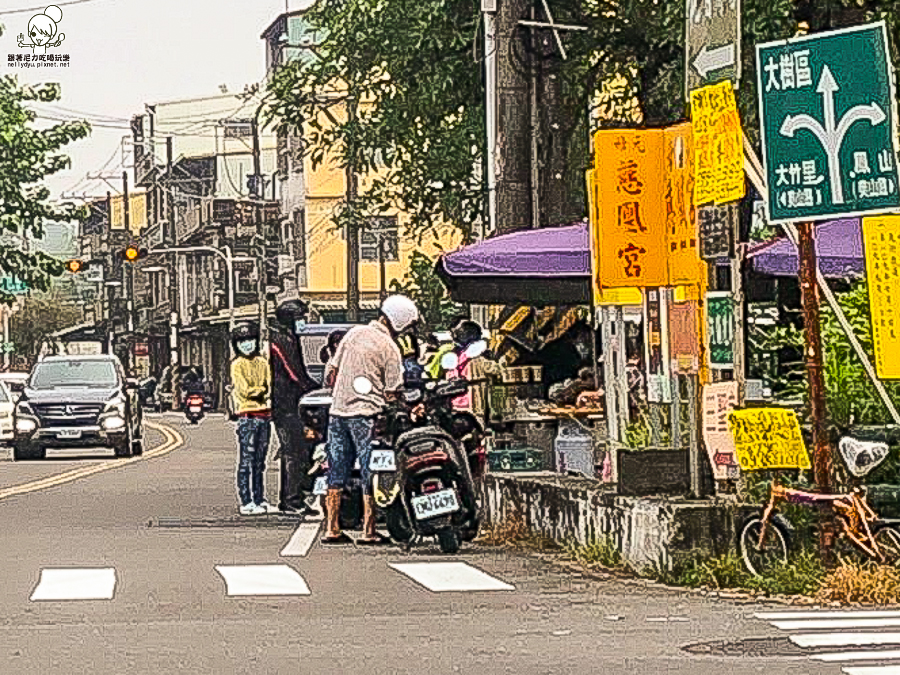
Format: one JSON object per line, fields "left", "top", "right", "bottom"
{"left": 320, "top": 294, "right": 420, "bottom": 545}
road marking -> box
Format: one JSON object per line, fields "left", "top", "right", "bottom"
{"left": 758, "top": 610, "right": 900, "bottom": 620}
{"left": 30, "top": 568, "right": 117, "bottom": 601}
{"left": 215, "top": 564, "right": 311, "bottom": 596}
{"left": 814, "top": 649, "right": 900, "bottom": 663}
{"left": 0, "top": 421, "right": 182, "bottom": 502}
{"left": 389, "top": 562, "right": 515, "bottom": 593}
{"left": 844, "top": 668, "right": 900, "bottom": 675}
{"left": 792, "top": 633, "right": 900, "bottom": 648}
{"left": 280, "top": 522, "right": 321, "bottom": 557}
{"left": 772, "top": 618, "right": 900, "bottom": 631}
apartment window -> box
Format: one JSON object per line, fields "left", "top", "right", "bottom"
{"left": 360, "top": 216, "right": 399, "bottom": 262}
{"left": 235, "top": 262, "right": 257, "bottom": 294}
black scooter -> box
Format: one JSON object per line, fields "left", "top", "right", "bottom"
{"left": 363, "top": 346, "right": 483, "bottom": 554}
{"left": 184, "top": 392, "right": 205, "bottom": 424}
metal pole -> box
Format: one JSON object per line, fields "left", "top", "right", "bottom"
{"left": 377, "top": 232, "right": 387, "bottom": 302}
{"left": 224, "top": 245, "right": 236, "bottom": 334}
{"left": 528, "top": 5, "right": 540, "bottom": 230}
{"left": 484, "top": 7, "right": 497, "bottom": 239}
{"left": 106, "top": 190, "right": 114, "bottom": 355}
{"left": 346, "top": 96, "right": 360, "bottom": 323}
{"left": 732, "top": 200, "right": 747, "bottom": 407}
{"left": 251, "top": 114, "right": 268, "bottom": 346}
{"left": 123, "top": 171, "right": 134, "bottom": 338}
{"left": 2, "top": 305, "right": 9, "bottom": 370}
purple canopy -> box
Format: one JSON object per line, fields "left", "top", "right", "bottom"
{"left": 440, "top": 222, "right": 590, "bottom": 277}
{"left": 748, "top": 218, "right": 864, "bottom": 278}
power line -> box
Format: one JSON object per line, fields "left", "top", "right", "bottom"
{"left": 0, "top": 0, "right": 110, "bottom": 15}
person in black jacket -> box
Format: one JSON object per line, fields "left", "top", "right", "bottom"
{"left": 270, "top": 299, "right": 319, "bottom": 515}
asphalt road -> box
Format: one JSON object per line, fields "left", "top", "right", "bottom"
{"left": 0, "top": 413, "right": 891, "bottom": 675}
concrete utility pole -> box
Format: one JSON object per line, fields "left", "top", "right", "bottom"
{"left": 106, "top": 190, "right": 114, "bottom": 355}
{"left": 483, "top": 1, "right": 498, "bottom": 238}
{"left": 123, "top": 172, "right": 134, "bottom": 342}
{"left": 166, "top": 137, "right": 180, "bottom": 409}
{"left": 251, "top": 115, "right": 268, "bottom": 346}
{"left": 345, "top": 95, "right": 361, "bottom": 322}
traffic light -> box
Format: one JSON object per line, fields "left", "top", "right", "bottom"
{"left": 121, "top": 245, "right": 148, "bottom": 262}
{"left": 65, "top": 259, "right": 83, "bottom": 274}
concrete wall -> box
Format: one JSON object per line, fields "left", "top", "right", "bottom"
{"left": 481, "top": 473, "right": 754, "bottom": 572}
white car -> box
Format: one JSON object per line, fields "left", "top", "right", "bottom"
{"left": 0, "top": 373, "right": 29, "bottom": 403}
{"left": 0, "top": 381, "right": 13, "bottom": 444}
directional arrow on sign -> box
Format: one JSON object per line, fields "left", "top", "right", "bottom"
{"left": 692, "top": 43, "right": 736, "bottom": 78}
{"left": 779, "top": 65, "right": 887, "bottom": 204}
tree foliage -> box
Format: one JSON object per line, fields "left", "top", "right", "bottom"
{"left": 0, "top": 36, "right": 90, "bottom": 303}
{"left": 9, "top": 289, "right": 82, "bottom": 363}
{"left": 388, "top": 250, "right": 465, "bottom": 333}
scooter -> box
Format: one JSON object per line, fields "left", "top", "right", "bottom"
{"left": 298, "top": 387, "right": 364, "bottom": 530}
{"left": 360, "top": 354, "right": 481, "bottom": 554}
{"left": 184, "top": 393, "right": 205, "bottom": 424}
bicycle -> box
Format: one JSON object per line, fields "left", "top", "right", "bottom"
{"left": 739, "top": 435, "right": 900, "bottom": 577}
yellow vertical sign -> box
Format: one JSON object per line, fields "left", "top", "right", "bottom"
{"left": 690, "top": 81, "right": 745, "bottom": 206}
{"left": 664, "top": 123, "right": 704, "bottom": 286}
{"left": 594, "top": 129, "right": 668, "bottom": 288}
{"left": 862, "top": 215, "right": 900, "bottom": 379}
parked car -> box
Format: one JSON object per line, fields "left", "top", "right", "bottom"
{"left": 0, "top": 372, "right": 29, "bottom": 403}
{"left": 0, "top": 381, "right": 13, "bottom": 445}
{"left": 12, "top": 355, "right": 144, "bottom": 460}
{"left": 298, "top": 323, "right": 356, "bottom": 384}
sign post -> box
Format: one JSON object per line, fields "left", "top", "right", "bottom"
{"left": 685, "top": 0, "right": 741, "bottom": 98}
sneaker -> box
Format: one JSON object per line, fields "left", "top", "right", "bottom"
{"left": 240, "top": 503, "right": 263, "bottom": 515}
{"left": 257, "top": 501, "right": 280, "bottom": 514}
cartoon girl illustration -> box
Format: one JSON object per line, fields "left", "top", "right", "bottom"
{"left": 17, "top": 5, "right": 65, "bottom": 54}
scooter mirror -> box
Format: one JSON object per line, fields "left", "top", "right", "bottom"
{"left": 352, "top": 376, "right": 374, "bottom": 395}
{"left": 441, "top": 352, "right": 459, "bottom": 371}
{"left": 465, "top": 339, "right": 488, "bottom": 360}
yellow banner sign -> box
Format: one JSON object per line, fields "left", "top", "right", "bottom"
{"left": 594, "top": 129, "right": 668, "bottom": 288}
{"left": 862, "top": 215, "right": 900, "bottom": 379}
{"left": 690, "top": 81, "right": 745, "bottom": 206}
{"left": 728, "top": 408, "right": 811, "bottom": 471}
{"left": 664, "top": 123, "right": 704, "bottom": 286}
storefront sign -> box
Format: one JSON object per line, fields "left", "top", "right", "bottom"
{"left": 728, "top": 408, "right": 811, "bottom": 471}
{"left": 699, "top": 203, "right": 736, "bottom": 260}
{"left": 690, "top": 80, "right": 745, "bottom": 205}
{"left": 706, "top": 291, "right": 735, "bottom": 369}
{"left": 669, "top": 300, "right": 700, "bottom": 373}
{"left": 702, "top": 382, "right": 740, "bottom": 480}
{"left": 133, "top": 342, "right": 149, "bottom": 357}
{"left": 594, "top": 129, "right": 668, "bottom": 288}
{"left": 862, "top": 215, "right": 900, "bottom": 378}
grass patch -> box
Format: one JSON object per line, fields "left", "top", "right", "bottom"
{"left": 565, "top": 536, "right": 623, "bottom": 570}
{"left": 476, "top": 512, "right": 559, "bottom": 551}
{"left": 817, "top": 562, "right": 900, "bottom": 605}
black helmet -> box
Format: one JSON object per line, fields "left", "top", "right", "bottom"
{"left": 452, "top": 320, "right": 482, "bottom": 348}
{"left": 276, "top": 299, "right": 309, "bottom": 328}
{"left": 231, "top": 322, "right": 259, "bottom": 342}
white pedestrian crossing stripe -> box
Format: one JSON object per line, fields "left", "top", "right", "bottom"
{"left": 280, "top": 522, "right": 322, "bottom": 557}
{"left": 389, "top": 562, "right": 515, "bottom": 592}
{"left": 215, "top": 564, "right": 311, "bottom": 596}
{"left": 30, "top": 568, "right": 117, "bottom": 601}
{"left": 754, "top": 609, "right": 900, "bottom": 674}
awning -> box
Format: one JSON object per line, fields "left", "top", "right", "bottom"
{"left": 747, "top": 218, "right": 864, "bottom": 278}
{"left": 436, "top": 223, "right": 591, "bottom": 305}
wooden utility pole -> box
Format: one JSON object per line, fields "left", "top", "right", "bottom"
{"left": 251, "top": 116, "right": 268, "bottom": 345}
{"left": 106, "top": 190, "right": 114, "bottom": 355}
{"left": 345, "top": 95, "right": 360, "bottom": 322}
{"left": 166, "top": 137, "right": 180, "bottom": 409}
{"left": 799, "top": 221, "right": 833, "bottom": 557}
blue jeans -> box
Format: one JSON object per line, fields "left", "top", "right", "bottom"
{"left": 327, "top": 416, "right": 374, "bottom": 495}
{"left": 236, "top": 416, "right": 271, "bottom": 506}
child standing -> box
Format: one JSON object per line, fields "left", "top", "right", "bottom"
{"left": 229, "top": 323, "right": 276, "bottom": 515}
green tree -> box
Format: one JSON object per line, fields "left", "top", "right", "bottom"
{"left": 9, "top": 289, "right": 82, "bottom": 363}
{"left": 0, "top": 44, "right": 90, "bottom": 304}
{"left": 388, "top": 250, "right": 465, "bottom": 334}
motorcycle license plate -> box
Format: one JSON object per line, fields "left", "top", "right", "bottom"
{"left": 313, "top": 476, "right": 328, "bottom": 495}
{"left": 58, "top": 429, "right": 82, "bottom": 439}
{"left": 411, "top": 488, "right": 459, "bottom": 520}
{"left": 189, "top": 406, "right": 202, "bottom": 413}
{"left": 369, "top": 449, "right": 396, "bottom": 471}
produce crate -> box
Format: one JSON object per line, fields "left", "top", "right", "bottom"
{"left": 487, "top": 448, "right": 546, "bottom": 472}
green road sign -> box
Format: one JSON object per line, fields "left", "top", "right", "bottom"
{"left": 706, "top": 292, "right": 734, "bottom": 369}
{"left": 756, "top": 22, "right": 900, "bottom": 224}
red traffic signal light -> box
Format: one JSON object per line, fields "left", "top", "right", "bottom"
{"left": 121, "top": 246, "right": 148, "bottom": 262}
{"left": 65, "top": 259, "right": 83, "bottom": 273}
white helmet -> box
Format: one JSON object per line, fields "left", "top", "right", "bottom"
{"left": 380, "top": 294, "right": 419, "bottom": 333}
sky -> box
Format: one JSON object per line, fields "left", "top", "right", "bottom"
{"left": 0, "top": 0, "right": 312, "bottom": 202}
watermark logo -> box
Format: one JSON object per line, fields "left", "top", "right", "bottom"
{"left": 7, "top": 5, "right": 70, "bottom": 69}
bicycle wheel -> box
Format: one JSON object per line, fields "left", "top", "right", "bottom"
{"left": 874, "top": 526, "right": 900, "bottom": 565}
{"left": 739, "top": 517, "right": 790, "bottom": 577}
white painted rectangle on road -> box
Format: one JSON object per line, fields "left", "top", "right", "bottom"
{"left": 772, "top": 618, "right": 900, "bottom": 631}
{"left": 792, "top": 633, "right": 900, "bottom": 648}
{"left": 30, "top": 568, "right": 117, "bottom": 601}
{"left": 814, "top": 649, "right": 900, "bottom": 662}
{"left": 216, "top": 564, "right": 310, "bottom": 596}
{"left": 389, "top": 562, "right": 514, "bottom": 593}
{"left": 844, "top": 667, "right": 900, "bottom": 675}
{"left": 280, "top": 522, "right": 321, "bottom": 557}
{"left": 758, "top": 610, "right": 900, "bottom": 620}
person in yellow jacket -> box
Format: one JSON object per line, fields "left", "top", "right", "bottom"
{"left": 229, "top": 323, "right": 275, "bottom": 516}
